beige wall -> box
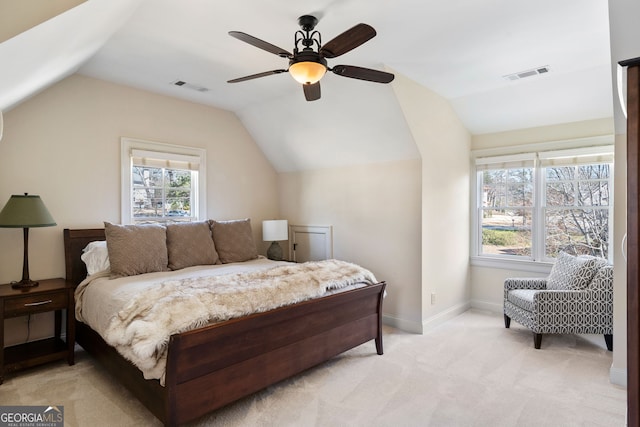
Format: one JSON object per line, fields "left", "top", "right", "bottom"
{"left": 270, "top": 69, "right": 472, "bottom": 334}
{"left": 472, "top": 118, "right": 615, "bottom": 150}
{"left": 469, "top": 118, "right": 625, "bottom": 384}
{"left": 391, "top": 70, "right": 472, "bottom": 330}
{"left": 0, "top": 74, "right": 279, "bottom": 345}
{"left": 278, "top": 160, "right": 422, "bottom": 330}
{"left": 0, "top": 0, "right": 86, "bottom": 43}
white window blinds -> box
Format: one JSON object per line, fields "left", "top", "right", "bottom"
{"left": 538, "top": 146, "right": 614, "bottom": 167}
{"left": 475, "top": 153, "right": 536, "bottom": 171}
{"left": 475, "top": 146, "right": 613, "bottom": 170}
{"left": 131, "top": 149, "right": 200, "bottom": 171}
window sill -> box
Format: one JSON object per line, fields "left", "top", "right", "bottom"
{"left": 470, "top": 256, "right": 553, "bottom": 274}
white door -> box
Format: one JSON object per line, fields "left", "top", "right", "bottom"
{"left": 289, "top": 225, "right": 333, "bottom": 262}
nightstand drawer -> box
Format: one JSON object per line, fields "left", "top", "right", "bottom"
{"left": 4, "top": 292, "right": 68, "bottom": 317}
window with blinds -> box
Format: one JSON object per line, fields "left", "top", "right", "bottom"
{"left": 121, "top": 138, "right": 206, "bottom": 224}
{"left": 474, "top": 145, "right": 613, "bottom": 262}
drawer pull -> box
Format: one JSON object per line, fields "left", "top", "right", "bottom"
{"left": 24, "top": 300, "right": 53, "bottom": 307}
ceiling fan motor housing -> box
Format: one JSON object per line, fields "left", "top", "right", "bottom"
{"left": 290, "top": 50, "right": 327, "bottom": 68}
{"left": 298, "top": 15, "right": 318, "bottom": 32}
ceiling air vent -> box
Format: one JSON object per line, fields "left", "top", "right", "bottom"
{"left": 503, "top": 66, "right": 550, "bottom": 81}
{"left": 171, "top": 80, "right": 210, "bottom": 92}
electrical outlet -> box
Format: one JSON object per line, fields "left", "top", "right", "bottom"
{"left": 431, "top": 292, "right": 436, "bottom": 305}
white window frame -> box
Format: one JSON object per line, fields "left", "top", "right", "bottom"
{"left": 471, "top": 136, "right": 614, "bottom": 272}
{"left": 121, "top": 138, "right": 207, "bottom": 224}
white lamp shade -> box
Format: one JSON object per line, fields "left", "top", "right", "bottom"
{"left": 262, "top": 220, "right": 288, "bottom": 241}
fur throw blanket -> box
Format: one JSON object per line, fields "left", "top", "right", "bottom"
{"left": 102, "top": 259, "right": 377, "bottom": 384}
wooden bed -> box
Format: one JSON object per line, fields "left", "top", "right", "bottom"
{"left": 63, "top": 228, "right": 386, "bottom": 426}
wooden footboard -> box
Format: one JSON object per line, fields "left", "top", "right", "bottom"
{"left": 165, "top": 281, "right": 385, "bottom": 425}
{"left": 64, "top": 228, "right": 385, "bottom": 426}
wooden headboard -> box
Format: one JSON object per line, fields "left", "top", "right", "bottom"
{"left": 63, "top": 228, "right": 105, "bottom": 286}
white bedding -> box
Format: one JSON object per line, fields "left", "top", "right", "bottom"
{"left": 76, "top": 257, "right": 292, "bottom": 337}
{"left": 75, "top": 257, "right": 376, "bottom": 384}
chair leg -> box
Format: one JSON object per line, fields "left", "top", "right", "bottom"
{"left": 604, "top": 334, "right": 613, "bottom": 351}
{"left": 534, "top": 333, "right": 542, "bottom": 349}
{"left": 504, "top": 314, "right": 511, "bottom": 328}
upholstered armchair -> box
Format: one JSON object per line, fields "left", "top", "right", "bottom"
{"left": 503, "top": 252, "right": 613, "bottom": 350}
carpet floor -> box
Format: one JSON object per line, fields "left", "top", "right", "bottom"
{"left": 0, "top": 309, "right": 626, "bottom": 426}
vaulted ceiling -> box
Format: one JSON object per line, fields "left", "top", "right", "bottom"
{"left": 0, "top": 0, "right": 617, "bottom": 171}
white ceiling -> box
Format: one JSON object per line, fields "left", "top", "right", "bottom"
{"left": 0, "top": 0, "right": 615, "bottom": 171}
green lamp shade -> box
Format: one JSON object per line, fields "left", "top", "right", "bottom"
{"left": 0, "top": 194, "right": 56, "bottom": 228}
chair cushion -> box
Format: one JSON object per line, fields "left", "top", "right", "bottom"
{"left": 507, "top": 289, "right": 538, "bottom": 312}
{"left": 546, "top": 252, "right": 600, "bottom": 291}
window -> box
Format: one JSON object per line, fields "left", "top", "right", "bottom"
{"left": 473, "top": 145, "right": 613, "bottom": 264}
{"left": 121, "top": 138, "right": 206, "bottom": 224}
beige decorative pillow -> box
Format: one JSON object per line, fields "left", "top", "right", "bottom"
{"left": 166, "top": 221, "right": 219, "bottom": 270}
{"left": 210, "top": 218, "right": 258, "bottom": 263}
{"left": 104, "top": 222, "right": 168, "bottom": 278}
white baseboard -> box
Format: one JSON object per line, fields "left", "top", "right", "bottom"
{"left": 610, "top": 365, "right": 627, "bottom": 387}
{"left": 422, "top": 301, "right": 472, "bottom": 332}
{"left": 471, "top": 299, "right": 502, "bottom": 314}
{"left": 382, "top": 314, "right": 423, "bottom": 334}
{"left": 383, "top": 301, "right": 472, "bottom": 334}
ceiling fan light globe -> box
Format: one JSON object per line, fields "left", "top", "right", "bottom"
{"left": 289, "top": 61, "right": 327, "bottom": 85}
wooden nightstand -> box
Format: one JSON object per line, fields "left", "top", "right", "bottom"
{"left": 0, "top": 278, "right": 75, "bottom": 384}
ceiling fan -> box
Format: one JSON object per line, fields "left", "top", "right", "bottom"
{"left": 227, "top": 15, "right": 395, "bottom": 101}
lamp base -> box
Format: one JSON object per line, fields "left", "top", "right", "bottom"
{"left": 267, "top": 241, "right": 283, "bottom": 261}
{"left": 11, "top": 279, "right": 39, "bottom": 290}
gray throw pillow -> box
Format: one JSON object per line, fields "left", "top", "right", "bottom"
{"left": 210, "top": 218, "right": 258, "bottom": 263}
{"left": 166, "top": 221, "right": 219, "bottom": 270}
{"left": 547, "top": 251, "right": 600, "bottom": 290}
{"left": 104, "top": 222, "right": 168, "bottom": 278}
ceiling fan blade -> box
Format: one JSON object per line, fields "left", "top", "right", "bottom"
{"left": 303, "top": 82, "right": 321, "bottom": 101}
{"left": 228, "top": 31, "right": 292, "bottom": 58}
{"left": 331, "top": 65, "right": 395, "bottom": 83}
{"left": 227, "top": 69, "right": 287, "bottom": 83}
{"left": 319, "top": 23, "right": 376, "bottom": 59}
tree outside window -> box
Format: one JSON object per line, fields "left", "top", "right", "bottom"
{"left": 480, "top": 167, "right": 533, "bottom": 257}
{"left": 476, "top": 148, "right": 613, "bottom": 262}
{"left": 544, "top": 164, "right": 610, "bottom": 258}
{"left": 121, "top": 138, "right": 206, "bottom": 225}
{"left": 132, "top": 166, "right": 193, "bottom": 222}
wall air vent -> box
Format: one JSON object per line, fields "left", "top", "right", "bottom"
{"left": 503, "top": 66, "right": 550, "bottom": 81}
{"left": 171, "top": 80, "right": 210, "bottom": 92}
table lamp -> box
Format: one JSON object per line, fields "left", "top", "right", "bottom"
{"left": 262, "top": 220, "right": 288, "bottom": 261}
{"left": 0, "top": 193, "right": 56, "bottom": 289}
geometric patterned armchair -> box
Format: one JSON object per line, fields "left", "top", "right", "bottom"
{"left": 503, "top": 252, "right": 613, "bottom": 350}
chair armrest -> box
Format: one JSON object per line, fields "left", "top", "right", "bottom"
{"left": 534, "top": 287, "right": 613, "bottom": 307}
{"left": 533, "top": 289, "right": 591, "bottom": 304}
{"left": 504, "top": 278, "right": 547, "bottom": 291}
{"left": 531, "top": 289, "right": 613, "bottom": 330}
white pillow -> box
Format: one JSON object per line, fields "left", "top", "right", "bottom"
{"left": 81, "top": 240, "right": 110, "bottom": 275}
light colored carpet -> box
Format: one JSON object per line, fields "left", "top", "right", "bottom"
{"left": 0, "top": 309, "right": 626, "bottom": 426}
